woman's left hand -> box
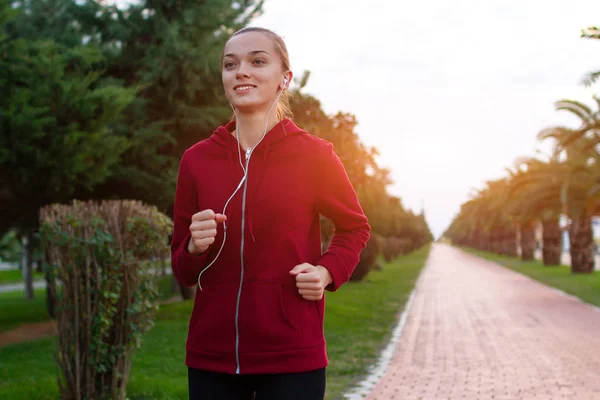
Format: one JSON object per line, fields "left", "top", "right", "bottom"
{"left": 289, "top": 263, "right": 333, "bottom": 301}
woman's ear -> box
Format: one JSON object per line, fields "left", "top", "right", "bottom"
{"left": 281, "top": 71, "right": 293, "bottom": 90}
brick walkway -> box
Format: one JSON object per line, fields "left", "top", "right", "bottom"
{"left": 364, "top": 244, "right": 600, "bottom": 400}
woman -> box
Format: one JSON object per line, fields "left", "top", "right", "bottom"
{"left": 171, "top": 26, "right": 371, "bottom": 400}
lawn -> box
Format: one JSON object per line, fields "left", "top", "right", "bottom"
{"left": 0, "top": 268, "right": 44, "bottom": 284}
{"left": 462, "top": 247, "right": 600, "bottom": 307}
{"left": 0, "top": 288, "right": 50, "bottom": 332}
{"left": 0, "top": 246, "right": 431, "bottom": 400}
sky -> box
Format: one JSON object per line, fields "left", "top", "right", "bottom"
{"left": 250, "top": 0, "right": 600, "bottom": 238}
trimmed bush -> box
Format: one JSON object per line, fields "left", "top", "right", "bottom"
{"left": 350, "top": 233, "right": 381, "bottom": 281}
{"left": 39, "top": 199, "right": 173, "bottom": 400}
{"left": 382, "top": 237, "right": 414, "bottom": 262}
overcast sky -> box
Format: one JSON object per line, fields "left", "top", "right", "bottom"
{"left": 251, "top": 0, "right": 600, "bottom": 237}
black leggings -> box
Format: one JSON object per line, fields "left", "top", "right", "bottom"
{"left": 188, "top": 366, "right": 326, "bottom": 400}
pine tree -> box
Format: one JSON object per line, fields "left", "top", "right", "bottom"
{"left": 4, "top": 0, "right": 263, "bottom": 299}
{"left": 13, "top": 0, "right": 265, "bottom": 212}
{"left": 1, "top": 1, "right": 137, "bottom": 298}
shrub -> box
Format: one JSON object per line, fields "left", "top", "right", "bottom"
{"left": 320, "top": 216, "right": 335, "bottom": 253}
{"left": 40, "top": 199, "right": 173, "bottom": 400}
{"left": 398, "top": 237, "right": 414, "bottom": 255}
{"left": 350, "top": 233, "right": 381, "bottom": 282}
{"left": 382, "top": 237, "right": 414, "bottom": 262}
{"left": 382, "top": 237, "right": 399, "bottom": 262}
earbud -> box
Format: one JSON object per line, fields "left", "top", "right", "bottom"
{"left": 282, "top": 77, "right": 288, "bottom": 88}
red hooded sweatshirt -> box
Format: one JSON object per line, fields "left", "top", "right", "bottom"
{"left": 170, "top": 118, "right": 370, "bottom": 375}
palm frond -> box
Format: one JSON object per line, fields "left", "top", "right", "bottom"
{"left": 555, "top": 99, "right": 596, "bottom": 126}
{"left": 581, "top": 26, "right": 600, "bottom": 39}
{"left": 581, "top": 70, "right": 600, "bottom": 87}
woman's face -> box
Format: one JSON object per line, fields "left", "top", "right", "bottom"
{"left": 222, "top": 32, "right": 286, "bottom": 113}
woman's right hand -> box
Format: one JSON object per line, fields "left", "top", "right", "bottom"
{"left": 187, "top": 209, "right": 227, "bottom": 255}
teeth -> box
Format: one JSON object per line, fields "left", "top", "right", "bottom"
{"left": 235, "top": 86, "right": 254, "bottom": 91}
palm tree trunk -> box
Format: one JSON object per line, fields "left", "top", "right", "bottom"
{"left": 520, "top": 221, "right": 536, "bottom": 261}
{"left": 541, "top": 218, "right": 561, "bottom": 266}
{"left": 568, "top": 213, "right": 595, "bottom": 273}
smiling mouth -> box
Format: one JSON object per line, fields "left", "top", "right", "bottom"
{"left": 234, "top": 85, "right": 256, "bottom": 92}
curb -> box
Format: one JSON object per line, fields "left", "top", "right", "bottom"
{"left": 342, "top": 289, "right": 417, "bottom": 400}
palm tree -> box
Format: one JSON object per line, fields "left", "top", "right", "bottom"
{"left": 538, "top": 122, "right": 599, "bottom": 273}
{"left": 444, "top": 178, "right": 518, "bottom": 256}
{"left": 443, "top": 199, "right": 480, "bottom": 249}
{"left": 505, "top": 168, "right": 538, "bottom": 261}
{"left": 506, "top": 156, "right": 564, "bottom": 265}
{"left": 580, "top": 27, "right": 600, "bottom": 87}
{"left": 483, "top": 178, "right": 518, "bottom": 257}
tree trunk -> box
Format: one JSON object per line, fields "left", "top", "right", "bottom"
{"left": 475, "top": 228, "right": 485, "bottom": 251}
{"left": 46, "top": 282, "right": 57, "bottom": 319}
{"left": 490, "top": 231, "right": 499, "bottom": 254}
{"left": 179, "top": 284, "right": 197, "bottom": 300}
{"left": 568, "top": 213, "right": 595, "bottom": 273}
{"left": 541, "top": 218, "right": 561, "bottom": 266}
{"left": 171, "top": 275, "right": 180, "bottom": 296}
{"left": 483, "top": 233, "right": 491, "bottom": 252}
{"left": 161, "top": 257, "right": 167, "bottom": 277}
{"left": 43, "top": 247, "right": 57, "bottom": 319}
{"left": 503, "top": 228, "right": 518, "bottom": 257}
{"left": 22, "top": 231, "right": 34, "bottom": 299}
{"left": 520, "top": 221, "right": 536, "bottom": 261}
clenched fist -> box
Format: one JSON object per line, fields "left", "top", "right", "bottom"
{"left": 289, "top": 263, "right": 333, "bottom": 301}
{"left": 187, "top": 209, "right": 227, "bottom": 255}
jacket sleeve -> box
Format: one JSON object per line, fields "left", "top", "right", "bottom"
{"left": 315, "top": 142, "right": 371, "bottom": 291}
{"left": 170, "top": 151, "right": 212, "bottom": 287}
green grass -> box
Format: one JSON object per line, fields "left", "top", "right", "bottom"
{"left": 0, "top": 246, "right": 431, "bottom": 400}
{"left": 0, "top": 288, "right": 50, "bottom": 332}
{"left": 461, "top": 247, "right": 600, "bottom": 307}
{"left": 323, "top": 247, "right": 429, "bottom": 399}
{"left": 0, "top": 275, "right": 177, "bottom": 333}
{"left": 0, "top": 268, "right": 44, "bottom": 284}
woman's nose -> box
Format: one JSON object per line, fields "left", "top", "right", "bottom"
{"left": 236, "top": 61, "right": 251, "bottom": 79}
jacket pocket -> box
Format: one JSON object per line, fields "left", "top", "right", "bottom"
{"left": 187, "top": 282, "right": 237, "bottom": 354}
{"left": 238, "top": 282, "right": 302, "bottom": 352}
{"left": 282, "top": 283, "right": 324, "bottom": 341}
{"left": 239, "top": 282, "right": 323, "bottom": 352}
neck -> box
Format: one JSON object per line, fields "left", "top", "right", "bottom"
{"left": 232, "top": 109, "right": 280, "bottom": 150}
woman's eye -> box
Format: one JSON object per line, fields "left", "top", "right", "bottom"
{"left": 253, "top": 59, "right": 265, "bottom": 65}
{"left": 224, "top": 62, "right": 236, "bottom": 69}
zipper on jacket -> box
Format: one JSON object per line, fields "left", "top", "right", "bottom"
{"left": 235, "top": 147, "right": 251, "bottom": 374}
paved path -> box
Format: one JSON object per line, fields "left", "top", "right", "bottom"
{"left": 0, "top": 280, "right": 46, "bottom": 294}
{"left": 364, "top": 244, "right": 600, "bottom": 400}
{"left": 0, "top": 266, "right": 172, "bottom": 293}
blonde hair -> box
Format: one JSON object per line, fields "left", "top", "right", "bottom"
{"left": 223, "top": 27, "right": 293, "bottom": 121}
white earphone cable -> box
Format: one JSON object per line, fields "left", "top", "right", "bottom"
{"left": 197, "top": 83, "right": 287, "bottom": 290}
